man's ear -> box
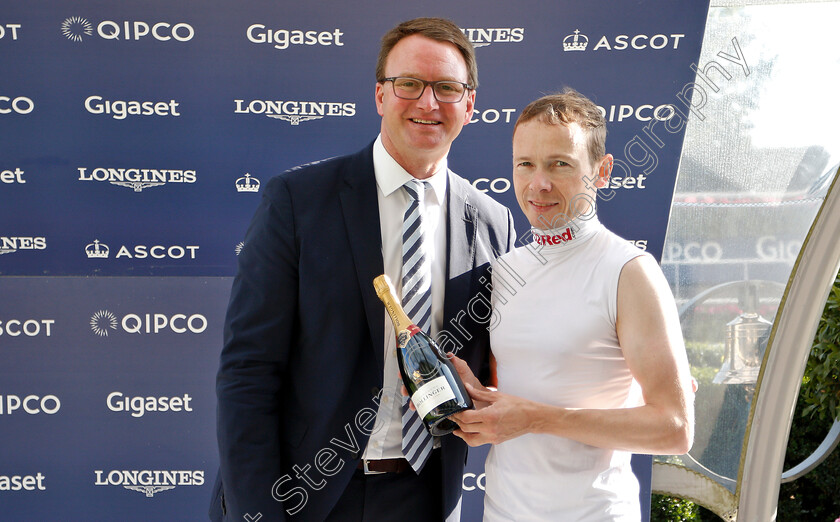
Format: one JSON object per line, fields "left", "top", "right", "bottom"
{"left": 375, "top": 82, "right": 385, "bottom": 117}
{"left": 595, "top": 154, "right": 613, "bottom": 188}
{"left": 462, "top": 89, "right": 476, "bottom": 126}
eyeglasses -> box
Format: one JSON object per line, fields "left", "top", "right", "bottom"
{"left": 379, "top": 77, "right": 472, "bottom": 103}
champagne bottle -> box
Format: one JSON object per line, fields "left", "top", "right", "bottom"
{"left": 373, "top": 274, "right": 473, "bottom": 436}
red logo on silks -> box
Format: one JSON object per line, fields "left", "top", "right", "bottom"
{"left": 533, "top": 227, "right": 576, "bottom": 246}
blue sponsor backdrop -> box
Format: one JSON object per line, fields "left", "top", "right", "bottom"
{"left": 1, "top": 0, "right": 709, "bottom": 520}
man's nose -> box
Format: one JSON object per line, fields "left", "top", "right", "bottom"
{"left": 415, "top": 84, "right": 440, "bottom": 111}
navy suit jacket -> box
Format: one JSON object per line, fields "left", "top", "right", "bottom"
{"left": 211, "top": 143, "right": 515, "bottom": 521}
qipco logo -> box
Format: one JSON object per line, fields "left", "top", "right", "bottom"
{"left": 0, "top": 96, "right": 35, "bottom": 114}
{"left": 0, "top": 395, "right": 61, "bottom": 415}
{"left": 91, "top": 310, "right": 207, "bottom": 336}
{"left": 96, "top": 20, "right": 194, "bottom": 41}
{"left": 462, "top": 472, "right": 486, "bottom": 491}
{"left": 472, "top": 177, "right": 511, "bottom": 194}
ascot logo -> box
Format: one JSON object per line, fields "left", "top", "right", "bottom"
{"left": 563, "top": 30, "right": 588, "bottom": 51}
{"left": 90, "top": 311, "right": 208, "bottom": 336}
{"left": 236, "top": 173, "right": 260, "bottom": 193}
{"left": 461, "top": 27, "right": 524, "bottom": 48}
{"left": 77, "top": 167, "right": 196, "bottom": 192}
{"left": 0, "top": 24, "right": 22, "bottom": 40}
{"left": 94, "top": 469, "right": 205, "bottom": 497}
{"left": 62, "top": 17, "right": 194, "bottom": 42}
{"left": 234, "top": 99, "right": 356, "bottom": 125}
{"left": 563, "top": 29, "right": 686, "bottom": 52}
{"left": 86, "top": 240, "right": 110, "bottom": 259}
{"left": 61, "top": 16, "right": 93, "bottom": 42}
{"left": 0, "top": 319, "right": 55, "bottom": 337}
{"left": 0, "top": 236, "right": 46, "bottom": 255}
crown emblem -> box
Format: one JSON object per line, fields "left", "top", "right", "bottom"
{"left": 236, "top": 173, "right": 261, "bottom": 193}
{"left": 563, "top": 29, "right": 588, "bottom": 52}
{"left": 86, "top": 240, "right": 110, "bottom": 259}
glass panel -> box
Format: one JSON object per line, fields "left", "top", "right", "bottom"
{"left": 657, "top": 2, "right": 840, "bottom": 495}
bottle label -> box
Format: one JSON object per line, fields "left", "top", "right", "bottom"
{"left": 412, "top": 376, "right": 456, "bottom": 419}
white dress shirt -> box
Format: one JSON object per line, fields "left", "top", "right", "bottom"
{"left": 362, "top": 135, "right": 448, "bottom": 460}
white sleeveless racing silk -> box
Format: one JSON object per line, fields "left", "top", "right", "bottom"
{"left": 484, "top": 214, "right": 648, "bottom": 522}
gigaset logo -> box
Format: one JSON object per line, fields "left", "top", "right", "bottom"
{"left": 84, "top": 96, "right": 181, "bottom": 120}
{"left": 246, "top": 24, "right": 344, "bottom": 50}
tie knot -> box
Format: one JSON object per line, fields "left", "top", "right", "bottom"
{"left": 404, "top": 179, "right": 427, "bottom": 203}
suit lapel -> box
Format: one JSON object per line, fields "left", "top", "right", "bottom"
{"left": 443, "top": 172, "right": 478, "bottom": 324}
{"left": 338, "top": 145, "right": 386, "bottom": 373}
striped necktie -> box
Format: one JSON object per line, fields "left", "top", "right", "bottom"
{"left": 400, "top": 178, "right": 434, "bottom": 472}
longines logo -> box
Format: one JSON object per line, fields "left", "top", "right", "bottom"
{"left": 246, "top": 24, "right": 344, "bottom": 50}
{"left": 563, "top": 29, "right": 685, "bottom": 52}
{"left": 94, "top": 469, "right": 204, "bottom": 497}
{"left": 62, "top": 17, "right": 194, "bottom": 42}
{"left": 90, "top": 310, "right": 208, "bottom": 336}
{"left": 236, "top": 173, "right": 260, "bottom": 193}
{"left": 0, "top": 236, "right": 46, "bottom": 255}
{"left": 84, "top": 240, "right": 199, "bottom": 260}
{"left": 461, "top": 27, "right": 524, "bottom": 48}
{"left": 234, "top": 99, "right": 356, "bottom": 125}
{"left": 77, "top": 167, "right": 195, "bottom": 192}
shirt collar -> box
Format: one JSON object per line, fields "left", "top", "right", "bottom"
{"left": 373, "top": 134, "right": 447, "bottom": 203}
{"left": 531, "top": 214, "right": 603, "bottom": 250}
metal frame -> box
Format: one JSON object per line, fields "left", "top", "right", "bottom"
{"left": 738, "top": 168, "right": 840, "bottom": 519}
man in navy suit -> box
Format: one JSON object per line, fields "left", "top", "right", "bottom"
{"left": 211, "top": 17, "right": 515, "bottom": 522}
